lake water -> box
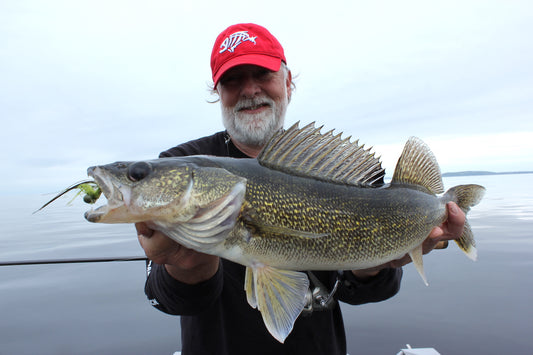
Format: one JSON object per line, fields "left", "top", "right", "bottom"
{"left": 1, "top": 174, "right": 531, "bottom": 354}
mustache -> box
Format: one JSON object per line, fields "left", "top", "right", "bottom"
{"left": 234, "top": 97, "right": 274, "bottom": 113}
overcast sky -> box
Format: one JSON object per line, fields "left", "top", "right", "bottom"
{"left": 1, "top": 0, "right": 532, "bottom": 194}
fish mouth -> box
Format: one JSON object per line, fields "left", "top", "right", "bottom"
{"left": 84, "top": 167, "right": 130, "bottom": 223}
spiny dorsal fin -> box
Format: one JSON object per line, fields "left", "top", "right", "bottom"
{"left": 391, "top": 136, "right": 444, "bottom": 194}
{"left": 258, "top": 122, "right": 385, "bottom": 186}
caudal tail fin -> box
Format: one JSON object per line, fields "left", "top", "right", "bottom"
{"left": 443, "top": 184, "right": 486, "bottom": 261}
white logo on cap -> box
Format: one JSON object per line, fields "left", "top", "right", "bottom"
{"left": 219, "top": 31, "right": 257, "bottom": 53}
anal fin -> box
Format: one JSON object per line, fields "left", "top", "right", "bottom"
{"left": 408, "top": 244, "right": 429, "bottom": 286}
{"left": 244, "top": 266, "right": 309, "bottom": 343}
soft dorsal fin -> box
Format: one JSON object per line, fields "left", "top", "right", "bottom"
{"left": 258, "top": 122, "right": 385, "bottom": 186}
{"left": 391, "top": 137, "right": 444, "bottom": 194}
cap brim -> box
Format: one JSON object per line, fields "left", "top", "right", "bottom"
{"left": 213, "top": 54, "right": 282, "bottom": 86}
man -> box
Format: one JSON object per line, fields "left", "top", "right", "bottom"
{"left": 136, "top": 23, "right": 465, "bottom": 355}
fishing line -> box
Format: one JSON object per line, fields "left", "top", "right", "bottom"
{"left": 0, "top": 256, "right": 147, "bottom": 266}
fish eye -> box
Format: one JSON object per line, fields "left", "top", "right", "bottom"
{"left": 127, "top": 161, "right": 152, "bottom": 182}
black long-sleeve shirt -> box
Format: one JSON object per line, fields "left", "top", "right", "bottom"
{"left": 145, "top": 131, "right": 403, "bottom": 355}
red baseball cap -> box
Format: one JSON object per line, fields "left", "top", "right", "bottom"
{"left": 211, "top": 23, "right": 286, "bottom": 86}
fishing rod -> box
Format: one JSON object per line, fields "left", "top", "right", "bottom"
{"left": 0, "top": 256, "right": 148, "bottom": 266}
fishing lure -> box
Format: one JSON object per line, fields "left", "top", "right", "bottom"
{"left": 34, "top": 180, "right": 101, "bottom": 213}
{"left": 77, "top": 182, "right": 102, "bottom": 204}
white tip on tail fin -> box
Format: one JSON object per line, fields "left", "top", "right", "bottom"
{"left": 443, "top": 184, "right": 485, "bottom": 260}
{"left": 456, "top": 221, "right": 478, "bottom": 261}
{"left": 408, "top": 244, "right": 429, "bottom": 286}
{"left": 245, "top": 265, "right": 309, "bottom": 343}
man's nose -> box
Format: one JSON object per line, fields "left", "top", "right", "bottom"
{"left": 240, "top": 76, "right": 261, "bottom": 98}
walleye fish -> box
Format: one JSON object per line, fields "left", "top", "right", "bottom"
{"left": 81, "top": 122, "right": 484, "bottom": 343}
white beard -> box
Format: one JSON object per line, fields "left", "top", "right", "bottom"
{"left": 222, "top": 95, "right": 288, "bottom": 148}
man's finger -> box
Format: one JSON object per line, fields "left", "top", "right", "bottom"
{"left": 445, "top": 202, "right": 466, "bottom": 238}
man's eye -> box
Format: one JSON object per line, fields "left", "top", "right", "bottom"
{"left": 220, "top": 76, "right": 240, "bottom": 85}
{"left": 255, "top": 69, "right": 271, "bottom": 80}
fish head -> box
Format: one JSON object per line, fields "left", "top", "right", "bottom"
{"left": 84, "top": 159, "right": 194, "bottom": 224}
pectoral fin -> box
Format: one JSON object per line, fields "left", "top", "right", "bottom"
{"left": 408, "top": 244, "right": 428, "bottom": 286}
{"left": 161, "top": 180, "right": 246, "bottom": 251}
{"left": 244, "top": 266, "right": 309, "bottom": 343}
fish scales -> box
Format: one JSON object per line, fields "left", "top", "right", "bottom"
{"left": 215, "top": 160, "right": 445, "bottom": 270}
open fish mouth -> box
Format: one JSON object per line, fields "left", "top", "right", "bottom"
{"left": 87, "top": 167, "right": 114, "bottom": 201}
{"left": 84, "top": 167, "right": 129, "bottom": 223}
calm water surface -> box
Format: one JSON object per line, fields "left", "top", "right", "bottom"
{"left": 0, "top": 174, "right": 531, "bottom": 354}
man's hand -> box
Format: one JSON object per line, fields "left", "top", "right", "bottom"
{"left": 352, "top": 202, "right": 466, "bottom": 280}
{"left": 136, "top": 222, "right": 219, "bottom": 284}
